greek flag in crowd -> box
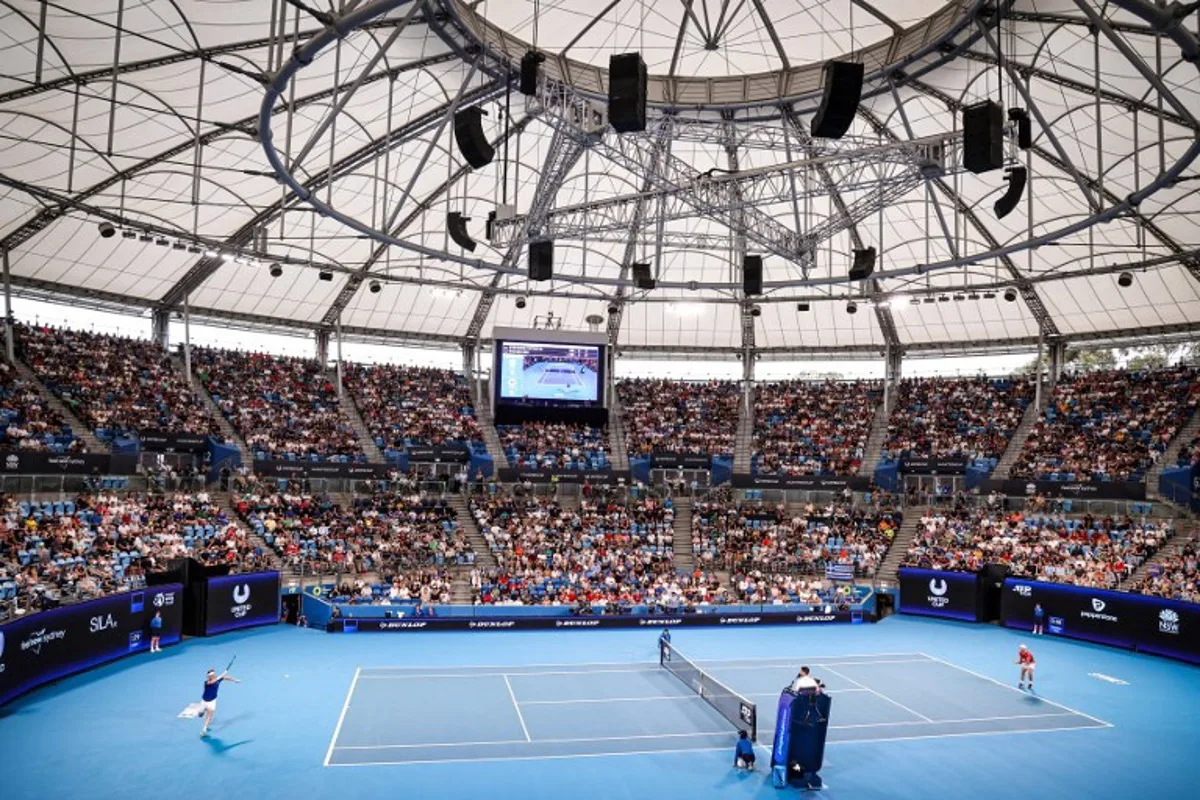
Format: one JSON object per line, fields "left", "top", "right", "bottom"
{"left": 825, "top": 564, "right": 854, "bottom": 582}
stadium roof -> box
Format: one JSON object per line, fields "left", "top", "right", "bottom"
{"left": 0, "top": 0, "right": 1198, "bottom": 357}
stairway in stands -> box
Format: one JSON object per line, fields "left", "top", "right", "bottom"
{"left": 733, "top": 386, "right": 755, "bottom": 473}
{"left": 328, "top": 370, "right": 385, "bottom": 462}
{"left": 607, "top": 393, "right": 630, "bottom": 471}
{"left": 210, "top": 489, "right": 285, "bottom": 572}
{"left": 12, "top": 358, "right": 109, "bottom": 453}
{"left": 672, "top": 497, "right": 695, "bottom": 572}
{"left": 1145, "top": 405, "right": 1200, "bottom": 513}
{"left": 992, "top": 388, "right": 1053, "bottom": 480}
{"left": 476, "top": 380, "right": 510, "bottom": 469}
{"left": 1126, "top": 531, "right": 1196, "bottom": 586}
{"left": 874, "top": 505, "right": 926, "bottom": 584}
{"left": 449, "top": 493, "right": 496, "bottom": 569}
{"left": 171, "top": 354, "right": 252, "bottom": 467}
{"left": 860, "top": 395, "right": 894, "bottom": 475}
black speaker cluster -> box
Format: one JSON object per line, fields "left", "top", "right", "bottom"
{"left": 963, "top": 100, "right": 1004, "bottom": 174}
{"left": 454, "top": 106, "right": 493, "bottom": 169}
{"left": 812, "top": 62, "right": 864, "bottom": 140}
{"left": 608, "top": 53, "right": 647, "bottom": 133}
{"left": 849, "top": 247, "right": 876, "bottom": 281}
{"left": 993, "top": 166, "right": 1028, "bottom": 220}
{"left": 528, "top": 241, "right": 553, "bottom": 281}
{"left": 743, "top": 255, "right": 763, "bottom": 296}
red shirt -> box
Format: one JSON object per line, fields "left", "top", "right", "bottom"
{"left": 1018, "top": 649, "right": 1035, "bottom": 665}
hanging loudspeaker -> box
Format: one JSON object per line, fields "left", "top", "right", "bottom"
{"left": 1008, "top": 108, "right": 1032, "bottom": 149}
{"left": 743, "top": 255, "right": 763, "bottom": 296}
{"left": 811, "top": 61, "right": 864, "bottom": 139}
{"left": 993, "top": 166, "right": 1028, "bottom": 220}
{"left": 963, "top": 100, "right": 1004, "bottom": 174}
{"left": 446, "top": 212, "right": 476, "bottom": 252}
{"left": 454, "top": 106, "right": 494, "bottom": 169}
{"left": 849, "top": 247, "right": 876, "bottom": 281}
{"left": 608, "top": 53, "right": 647, "bottom": 133}
{"left": 529, "top": 240, "right": 553, "bottom": 281}
{"left": 632, "top": 262, "right": 655, "bottom": 290}
{"left": 520, "top": 50, "right": 544, "bottom": 96}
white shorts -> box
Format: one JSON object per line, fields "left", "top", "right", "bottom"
{"left": 201, "top": 699, "right": 217, "bottom": 712}
{"left": 1021, "top": 663, "right": 1035, "bottom": 671}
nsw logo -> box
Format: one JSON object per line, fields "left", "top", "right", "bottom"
{"left": 926, "top": 578, "right": 951, "bottom": 608}
{"left": 1159, "top": 608, "right": 1180, "bottom": 635}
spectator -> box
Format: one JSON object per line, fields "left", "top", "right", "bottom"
{"left": 883, "top": 376, "right": 1033, "bottom": 463}
{"left": 343, "top": 363, "right": 481, "bottom": 451}
{"left": 617, "top": 379, "right": 740, "bottom": 457}
{"left": 0, "top": 361, "right": 83, "bottom": 452}
{"left": 753, "top": 380, "right": 879, "bottom": 476}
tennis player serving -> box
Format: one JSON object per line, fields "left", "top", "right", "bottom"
{"left": 1015, "top": 644, "right": 1035, "bottom": 690}
{"left": 200, "top": 667, "right": 241, "bottom": 737}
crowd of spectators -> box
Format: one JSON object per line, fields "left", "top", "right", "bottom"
{"left": 497, "top": 422, "right": 608, "bottom": 470}
{"left": 753, "top": 380, "right": 878, "bottom": 475}
{"left": 16, "top": 324, "right": 220, "bottom": 442}
{"left": 193, "top": 347, "right": 362, "bottom": 461}
{"left": 617, "top": 379, "right": 741, "bottom": 457}
{"left": 727, "top": 572, "right": 864, "bottom": 607}
{"left": 691, "top": 498, "right": 899, "bottom": 577}
{"left": 343, "top": 364, "right": 481, "bottom": 451}
{"left": 1178, "top": 434, "right": 1200, "bottom": 468}
{"left": 322, "top": 570, "right": 453, "bottom": 606}
{"left": 883, "top": 376, "right": 1032, "bottom": 462}
{"left": 469, "top": 490, "right": 713, "bottom": 606}
{"left": 1011, "top": 367, "right": 1199, "bottom": 482}
{"left": 0, "top": 361, "right": 84, "bottom": 452}
{"left": 1127, "top": 537, "right": 1198, "bottom": 603}
{"left": 0, "top": 491, "right": 268, "bottom": 614}
{"left": 235, "top": 485, "right": 471, "bottom": 579}
{"left": 901, "top": 508, "right": 1170, "bottom": 588}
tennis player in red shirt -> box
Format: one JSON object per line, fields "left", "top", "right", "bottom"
{"left": 1016, "top": 644, "right": 1036, "bottom": 690}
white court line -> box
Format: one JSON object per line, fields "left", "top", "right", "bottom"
{"left": 826, "top": 712, "right": 1077, "bottom": 730}
{"left": 744, "top": 689, "right": 869, "bottom": 697}
{"left": 520, "top": 689, "right": 876, "bottom": 705}
{"left": 916, "top": 652, "right": 1113, "bottom": 728}
{"left": 503, "top": 674, "right": 532, "bottom": 742}
{"left": 357, "top": 660, "right": 930, "bottom": 681}
{"left": 335, "top": 730, "right": 735, "bottom": 750}
{"left": 323, "top": 666, "right": 361, "bottom": 767}
{"left": 357, "top": 652, "right": 928, "bottom": 673}
{"left": 820, "top": 665, "right": 935, "bottom": 723}
{"left": 328, "top": 745, "right": 734, "bottom": 767}
{"left": 826, "top": 723, "right": 1111, "bottom": 746}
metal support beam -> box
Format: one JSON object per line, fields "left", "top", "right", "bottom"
{"left": 182, "top": 293, "right": 192, "bottom": 382}
{"left": 151, "top": 309, "right": 170, "bottom": 350}
{"left": 315, "top": 329, "right": 329, "bottom": 366}
{"left": 724, "top": 119, "right": 756, "bottom": 375}
{"left": 1034, "top": 331, "right": 1045, "bottom": 408}
{"left": 2, "top": 250, "right": 13, "bottom": 365}
{"left": 464, "top": 124, "right": 593, "bottom": 342}
{"left": 334, "top": 320, "right": 344, "bottom": 397}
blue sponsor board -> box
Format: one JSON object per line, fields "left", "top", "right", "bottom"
{"left": 897, "top": 568, "right": 983, "bottom": 622}
{"left": 203, "top": 571, "right": 281, "bottom": 636}
{"left": 1002, "top": 578, "right": 1200, "bottom": 665}
{"left": 0, "top": 585, "right": 183, "bottom": 706}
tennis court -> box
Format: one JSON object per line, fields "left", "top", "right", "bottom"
{"left": 517, "top": 361, "right": 597, "bottom": 400}
{"left": 324, "top": 651, "right": 1109, "bottom": 767}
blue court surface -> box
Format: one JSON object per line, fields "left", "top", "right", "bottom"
{"left": 1, "top": 615, "right": 1196, "bottom": 800}
{"left": 326, "top": 653, "right": 1106, "bottom": 766}
{"left": 510, "top": 361, "right": 598, "bottom": 401}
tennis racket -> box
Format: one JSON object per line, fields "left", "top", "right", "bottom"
{"left": 225, "top": 655, "right": 237, "bottom": 673}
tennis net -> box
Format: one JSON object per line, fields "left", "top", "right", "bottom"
{"left": 660, "top": 641, "right": 758, "bottom": 742}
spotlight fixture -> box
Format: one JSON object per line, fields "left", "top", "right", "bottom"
{"left": 515, "top": 296, "right": 527, "bottom": 310}
{"left": 607, "top": 303, "right": 620, "bottom": 315}
{"left": 269, "top": 263, "right": 283, "bottom": 278}
{"left": 967, "top": 292, "right": 980, "bottom": 300}
{"left": 750, "top": 304, "right": 762, "bottom": 318}
{"left": 369, "top": 280, "right": 381, "bottom": 294}
{"left": 138, "top": 232, "right": 152, "bottom": 242}
{"left": 98, "top": 221, "right": 115, "bottom": 238}
{"left": 186, "top": 245, "right": 201, "bottom": 254}
{"left": 172, "top": 241, "right": 186, "bottom": 251}
{"left": 318, "top": 269, "right": 333, "bottom": 281}
{"left": 1117, "top": 271, "right": 1133, "bottom": 288}
{"left": 983, "top": 291, "right": 997, "bottom": 299}
{"left": 910, "top": 297, "right": 921, "bottom": 306}
{"left": 122, "top": 230, "right": 137, "bottom": 239}
{"left": 155, "top": 237, "right": 169, "bottom": 247}
{"left": 203, "top": 249, "right": 217, "bottom": 258}
{"left": 923, "top": 297, "right": 936, "bottom": 304}
{"left": 796, "top": 302, "right": 810, "bottom": 312}
{"left": 846, "top": 301, "right": 858, "bottom": 315}
{"left": 938, "top": 295, "right": 950, "bottom": 302}
{"left": 952, "top": 294, "right": 966, "bottom": 301}
{"left": 1004, "top": 287, "right": 1018, "bottom": 302}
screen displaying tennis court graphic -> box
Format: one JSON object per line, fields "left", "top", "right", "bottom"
{"left": 496, "top": 340, "right": 602, "bottom": 404}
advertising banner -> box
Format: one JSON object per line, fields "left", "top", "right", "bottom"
{"left": 203, "top": 571, "right": 281, "bottom": 636}
{"left": 497, "top": 468, "right": 630, "bottom": 485}
{"left": 900, "top": 456, "right": 968, "bottom": 474}
{"left": 138, "top": 430, "right": 209, "bottom": 452}
{"left": 251, "top": 460, "right": 391, "bottom": 479}
{"left": 897, "top": 568, "right": 983, "bottom": 622}
{"left": 979, "top": 478, "right": 1146, "bottom": 501}
{"left": 0, "top": 452, "right": 140, "bottom": 475}
{"left": 406, "top": 445, "right": 470, "bottom": 463}
{"left": 0, "top": 584, "right": 184, "bottom": 706}
{"left": 731, "top": 474, "right": 872, "bottom": 491}
{"left": 651, "top": 452, "right": 713, "bottom": 469}
{"left": 328, "top": 610, "right": 860, "bottom": 632}
{"left": 1001, "top": 578, "right": 1200, "bottom": 665}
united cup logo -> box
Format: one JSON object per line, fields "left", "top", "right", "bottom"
{"left": 927, "top": 578, "right": 950, "bottom": 608}
{"left": 231, "top": 584, "right": 252, "bottom": 619}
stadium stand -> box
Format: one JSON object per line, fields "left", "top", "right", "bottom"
{"left": 1127, "top": 538, "right": 1198, "bottom": 603}
{"left": 497, "top": 421, "right": 609, "bottom": 470}
{"left": 617, "top": 378, "right": 741, "bottom": 457}
{"left": 15, "top": 323, "right": 220, "bottom": 443}
{"left": 883, "top": 376, "right": 1033, "bottom": 464}
{"left": 752, "top": 379, "right": 879, "bottom": 475}
{"left": 1010, "top": 367, "right": 1200, "bottom": 482}
{"left": 342, "top": 364, "right": 482, "bottom": 454}
{"left": 0, "top": 361, "right": 84, "bottom": 452}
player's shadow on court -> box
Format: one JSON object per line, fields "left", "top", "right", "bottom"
{"left": 202, "top": 736, "right": 252, "bottom": 755}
